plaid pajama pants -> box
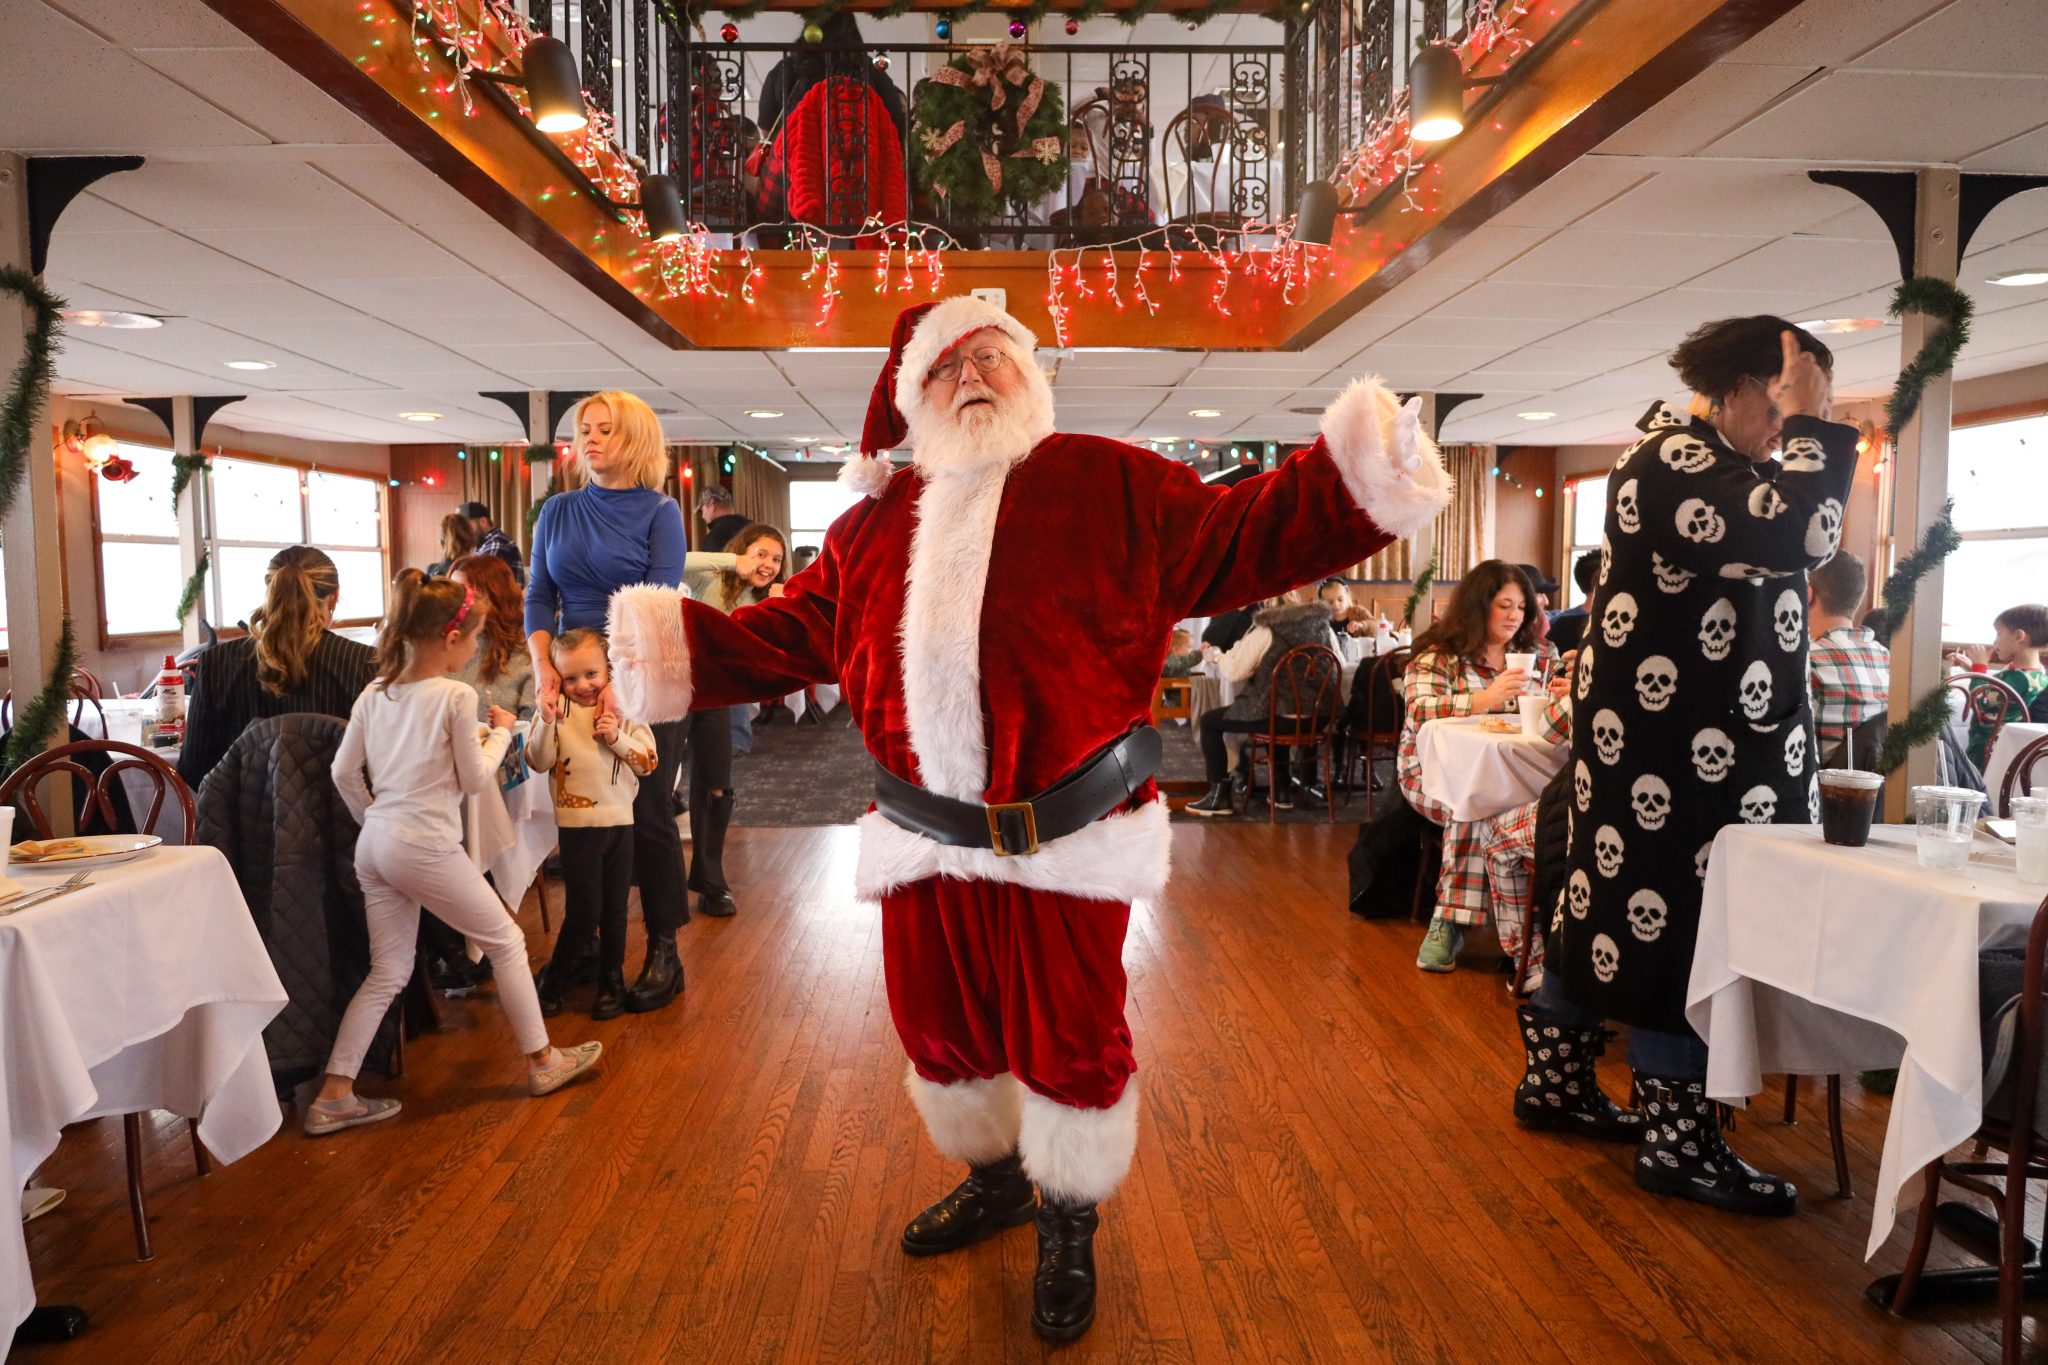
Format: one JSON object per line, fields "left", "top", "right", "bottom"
{"left": 1399, "top": 765, "right": 1491, "bottom": 927}
{"left": 1480, "top": 798, "right": 1543, "bottom": 970}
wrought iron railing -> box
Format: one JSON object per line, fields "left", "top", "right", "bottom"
{"left": 491, "top": 0, "right": 1548, "bottom": 245}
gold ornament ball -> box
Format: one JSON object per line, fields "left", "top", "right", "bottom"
{"left": 802, "top": 21, "right": 824, "bottom": 42}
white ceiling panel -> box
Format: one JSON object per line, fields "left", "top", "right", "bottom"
{"left": 1427, "top": 280, "right": 1657, "bottom": 321}
{"left": 1487, "top": 158, "right": 1651, "bottom": 229}
{"left": 194, "top": 225, "right": 473, "bottom": 281}
{"left": 1377, "top": 314, "right": 1565, "bottom": 351}
{"left": 1859, "top": 0, "right": 2048, "bottom": 75}
{"left": 1682, "top": 235, "right": 1899, "bottom": 300}
{"left": 1492, "top": 230, "right": 1773, "bottom": 290}
{"left": 1722, "top": 0, "right": 1957, "bottom": 67}
{"left": 1965, "top": 122, "right": 2048, "bottom": 173}
{"left": 95, "top": 162, "right": 391, "bottom": 232}
{"left": 1597, "top": 64, "right": 1822, "bottom": 158}
{"left": 1705, "top": 71, "right": 2048, "bottom": 163}
{"left": 1402, "top": 224, "right": 1553, "bottom": 282}
{"left": 132, "top": 48, "right": 383, "bottom": 146}
{"left": 1573, "top": 162, "right": 1861, "bottom": 239}
{"left": 42, "top": 0, "right": 255, "bottom": 49}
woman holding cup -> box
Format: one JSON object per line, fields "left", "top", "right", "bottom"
{"left": 1401, "top": 560, "right": 1558, "bottom": 972}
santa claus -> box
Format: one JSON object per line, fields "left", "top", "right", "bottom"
{"left": 608, "top": 296, "right": 1449, "bottom": 1342}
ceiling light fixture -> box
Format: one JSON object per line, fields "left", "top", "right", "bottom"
{"left": 745, "top": 409, "right": 784, "bottom": 419}
{"left": 1518, "top": 411, "right": 1556, "bottom": 421}
{"left": 1189, "top": 408, "right": 1223, "bottom": 418}
{"left": 1988, "top": 268, "right": 2048, "bottom": 288}
{"left": 400, "top": 411, "right": 443, "bottom": 422}
{"left": 1795, "top": 318, "right": 1886, "bottom": 335}
{"left": 60, "top": 309, "right": 161, "bottom": 330}
{"left": 224, "top": 359, "right": 275, "bottom": 371}
{"left": 472, "top": 36, "right": 588, "bottom": 134}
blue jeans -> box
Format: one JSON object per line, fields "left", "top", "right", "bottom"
{"left": 1531, "top": 970, "right": 1708, "bottom": 1081}
{"left": 730, "top": 702, "right": 757, "bottom": 754}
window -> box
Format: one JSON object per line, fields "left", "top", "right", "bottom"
{"left": 789, "top": 479, "right": 862, "bottom": 559}
{"left": 1558, "top": 473, "right": 1609, "bottom": 608}
{"left": 207, "top": 459, "right": 387, "bottom": 628}
{"left": 95, "top": 442, "right": 184, "bottom": 639}
{"left": 1943, "top": 414, "right": 2048, "bottom": 645}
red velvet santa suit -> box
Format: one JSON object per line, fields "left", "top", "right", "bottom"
{"left": 609, "top": 296, "right": 1450, "bottom": 1207}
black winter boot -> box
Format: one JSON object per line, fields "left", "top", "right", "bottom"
{"left": 1184, "top": 782, "right": 1234, "bottom": 817}
{"left": 533, "top": 965, "right": 567, "bottom": 1018}
{"left": 624, "top": 934, "right": 683, "bottom": 1013}
{"left": 1031, "top": 1195, "right": 1099, "bottom": 1343}
{"left": 1512, "top": 1007, "right": 1645, "bottom": 1144}
{"left": 687, "top": 793, "right": 736, "bottom": 915}
{"left": 591, "top": 969, "right": 628, "bottom": 1021}
{"left": 900, "top": 1153, "right": 1036, "bottom": 1256}
{"left": 1634, "top": 1077, "right": 1798, "bottom": 1216}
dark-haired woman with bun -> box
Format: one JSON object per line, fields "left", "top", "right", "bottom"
{"left": 1511, "top": 316, "right": 1859, "bottom": 1219}
{"left": 310, "top": 570, "right": 601, "bottom": 1137}
{"left": 178, "top": 546, "right": 377, "bottom": 789}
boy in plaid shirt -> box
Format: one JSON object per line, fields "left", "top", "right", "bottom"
{"left": 1806, "top": 551, "right": 1889, "bottom": 759}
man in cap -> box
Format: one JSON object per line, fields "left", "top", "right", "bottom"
{"left": 459, "top": 500, "right": 525, "bottom": 584}
{"left": 608, "top": 296, "right": 1449, "bottom": 1342}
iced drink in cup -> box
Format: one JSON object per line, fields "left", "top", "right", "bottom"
{"left": 1912, "top": 785, "right": 1985, "bottom": 870}
{"left": 2013, "top": 795, "right": 2048, "bottom": 886}
{"left": 1816, "top": 769, "right": 1883, "bottom": 847}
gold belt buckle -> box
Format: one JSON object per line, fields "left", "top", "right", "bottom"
{"left": 985, "top": 801, "right": 1039, "bottom": 857}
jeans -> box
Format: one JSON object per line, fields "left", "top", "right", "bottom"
{"left": 730, "top": 702, "right": 757, "bottom": 754}
{"left": 1530, "top": 968, "right": 1707, "bottom": 1081}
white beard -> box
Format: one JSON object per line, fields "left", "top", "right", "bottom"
{"left": 906, "top": 362, "right": 1055, "bottom": 476}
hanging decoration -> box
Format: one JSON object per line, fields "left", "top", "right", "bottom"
{"left": 177, "top": 549, "right": 211, "bottom": 626}
{"left": 3, "top": 614, "right": 78, "bottom": 773}
{"left": 721, "top": 20, "right": 739, "bottom": 41}
{"left": 0, "top": 267, "right": 63, "bottom": 529}
{"left": 1008, "top": 19, "right": 1028, "bottom": 38}
{"left": 912, "top": 42, "right": 1068, "bottom": 219}
{"left": 1402, "top": 549, "right": 1438, "bottom": 627}
{"left": 802, "top": 20, "right": 824, "bottom": 42}
{"left": 1870, "top": 498, "right": 1962, "bottom": 649}
{"left": 934, "top": 18, "right": 952, "bottom": 41}
{"left": 1065, "top": 18, "right": 1080, "bottom": 34}
{"left": 1885, "top": 277, "right": 1975, "bottom": 437}
{"left": 1875, "top": 685, "right": 1956, "bottom": 777}
{"left": 170, "top": 450, "right": 210, "bottom": 513}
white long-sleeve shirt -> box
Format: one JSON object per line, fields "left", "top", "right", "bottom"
{"left": 332, "top": 675, "right": 513, "bottom": 851}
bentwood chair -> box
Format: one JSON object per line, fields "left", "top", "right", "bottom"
{"left": 1948, "top": 674, "right": 2032, "bottom": 773}
{"left": 1884, "top": 892, "right": 2048, "bottom": 1364}
{"left": 0, "top": 740, "right": 203, "bottom": 1262}
{"left": 1997, "top": 734, "right": 2048, "bottom": 818}
{"left": 1244, "top": 644, "right": 1342, "bottom": 823}
{"left": 1341, "top": 646, "right": 1410, "bottom": 798}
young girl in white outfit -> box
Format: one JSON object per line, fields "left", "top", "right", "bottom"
{"left": 308, "top": 570, "right": 601, "bottom": 1135}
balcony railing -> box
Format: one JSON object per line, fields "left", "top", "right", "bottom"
{"left": 492, "top": 0, "right": 1547, "bottom": 246}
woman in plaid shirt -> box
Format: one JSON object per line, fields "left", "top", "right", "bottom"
{"left": 1400, "top": 561, "right": 1559, "bottom": 972}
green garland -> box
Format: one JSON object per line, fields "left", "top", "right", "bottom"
{"left": 170, "top": 451, "right": 208, "bottom": 514}
{"left": 912, "top": 46, "right": 1068, "bottom": 218}
{"left": 0, "top": 268, "right": 64, "bottom": 529}
{"left": 1402, "top": 550, "right": 1437, "bottom": 626}
{"left": 1886, "top": 277, "right": 1974, "bottom": 437}
{"left": 177, "top": 549, "right": 210, "bottom": 626}
{"left": 3, "top": 614, "right": 78, "bottom": 773}
{"left": 1869, "top": 498, "right": 1962, "bottom": 648}
{"left": 1876, "top": 683, "right": 1954, "bottom": 777}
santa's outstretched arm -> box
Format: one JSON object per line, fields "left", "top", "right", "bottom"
{"left": 1153, "top": 376, "right": 1452, "bottom": 618}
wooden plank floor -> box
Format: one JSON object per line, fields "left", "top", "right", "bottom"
{"left": 16, "top": 823, "right": 2028, "bottom": 1363}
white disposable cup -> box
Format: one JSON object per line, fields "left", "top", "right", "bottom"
{"left": 1518, "top": 694, "right": 1546, "bottom": 737}
{"left": 1912, "top": 784, "right": 1984, "bottom": 870}
{"left": 2014, "top": 795, "right": 2048, "bottom": 887}
{"left": 0, "top": 808, "right": 13, "bottom": 859}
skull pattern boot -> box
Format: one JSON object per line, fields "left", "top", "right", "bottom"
{"left": 1633, "top": 1077, "right": 1798, "bottom": 1217}
{"left": 1511, "top": 1007, "right": 1645, "bottom": 1144}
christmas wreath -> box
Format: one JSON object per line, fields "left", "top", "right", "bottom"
{"left": 912, "top": 43, "right": 1068, "bottom": 219}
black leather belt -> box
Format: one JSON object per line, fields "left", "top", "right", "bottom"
{"left": 873, "top": 726, "right": 1163, "bottom": 857}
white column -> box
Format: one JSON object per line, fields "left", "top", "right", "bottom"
{"left": 170, "top": 397, "right": 208, "bottom": 651}
{"left": 1884, "top": 168, "right": 1959, "bottom": 817}
{"left": 0, "top": 152, "right": 69, "bottom": 746}
{"left": 1407, "top": 392, "right": 1440, "bottom": 632}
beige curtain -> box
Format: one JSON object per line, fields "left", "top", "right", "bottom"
{"left": 1341, "top": 443, "right": 1492, "bottom": 580}
{"left": 461, "top": 443, "right": 540, "bottom": 554}
{"left": 672, "top": 445, "right": 792, "bottom": 548}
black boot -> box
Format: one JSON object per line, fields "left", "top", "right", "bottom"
{"left": 697, "top": 891, "right": 737, "bottom": 918}
{"left": 900, "top": 1153, "right": 1036, "bottom": 1256}
{"left": 624, "top": 933, "right": 683, "bottom": 1013}
{"left": 687, "top": 792, "right": 736, "bottom": 915}
{"left": 1184, "top": 782, "right": 1234, "bottom": 817}
{"left": 1031, "top": 1195, "right": 1099, "bottom": 1343}
{"left": 1634, "top": 1077, "right": 1798, "bottom": 1216}
{"left": 591, "top": 969, "right": 628, "bottom": 1021}
{"left": 1512, "top": 1007, "right": 1644, "bottom": 1145}
{"left": 1272, "top": 776, "right": 1297, "bottom": 810}
{"left": 533, "top": 965, "right": 566, "bottom": 1019}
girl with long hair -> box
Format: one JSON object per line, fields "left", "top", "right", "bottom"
{"left": 1399, "top": 560, "right": 1558, "bottom": 973}
{"left": 428, "top": 512, "right": 477, "bottom": 576}
{"left": 312, "top": 570, "right": 601, "bottom": 1135}
{"left": 177, "top": 546, "right": 376, "bottom": 788}
{"left": 450, "top": 552, "right": 536, "bottom": 720}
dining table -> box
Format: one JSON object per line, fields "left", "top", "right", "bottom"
{"left": 2, "top": 844, "right": 286, "bottom": 1353}
{"left": 1413, "top": 712, "right": 1569, "bottom": 823}
{"left": 1687, "top": 822, "right": 2044, "bottom": 1263}
{"left": 1984, "top": 721, "right": 2048, "bottom": 810}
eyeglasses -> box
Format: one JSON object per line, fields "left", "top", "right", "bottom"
{"left": 926, "top": 346, "right": 1009, "bottom": 385}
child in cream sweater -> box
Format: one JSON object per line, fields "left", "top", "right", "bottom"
{"left": 529, "top": 628, "right": 659, "bottom": 1019}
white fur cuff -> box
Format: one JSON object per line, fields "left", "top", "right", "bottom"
{"left": 1020, "top": 1087, "right": 1139, "bottom": 1205}
{"left": 606, "top": 583, "right": 693, "bottom": 724}
{"left": 905, "top": 1067, "right": 1024, "bottom": 1164}
{"left": 839, "top": 452, "right": 895, "bottom": 498}
{"left": 1321, "top": 377, "right": 1453, "bottom": 540}
{"left": 853, "top": 798, "right": 1172, "bottom": 905}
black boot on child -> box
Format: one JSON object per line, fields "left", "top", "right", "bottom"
{"left": 1031, "top": 1195, "right": 1099, "bottom": 1343}
{"left": 900, "top": 1153, "right": 1036, "bottom": 1256}
{"left": 1633, "top": 1076, "right": 1798, "bottom": 1216}
{"left": 1511, "top": 1007, "right": 1645, "bottom": 1144}
{"left": 591, "top": 969, "right": 627, "bottom": 1021}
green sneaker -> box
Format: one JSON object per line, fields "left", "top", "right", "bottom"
{"left": 1416, "top": 919, "right": 1462, "bottom": 973}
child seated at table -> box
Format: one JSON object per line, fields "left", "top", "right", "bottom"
{"left": 1162, "top": 627, "right": 1202, "bottom": 678}
{"left": 528, "top": 628, "right": 659, "bottom": 1020}
{"left": 311, "top": 571, "right": 601, "bottom": 1137}
{"left": 1949, "top": 602, "right": 2048, "bottom": 769}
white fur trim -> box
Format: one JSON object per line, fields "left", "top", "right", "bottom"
{"left": 893, "top": 295, "right": 1040, "bottom": 438}
{"left": 605, "top": 583, "right": 693, "bottom": 724}
{"left": 1320, "top": 377, "right": 1453, "bottom": 540}
{"left": 839, "top": 453, "right": 895, "bottom": 499}
{"left": 899, "top": 457, "right": 1010, "bottom": 801}
{"left": 853, "top": 798, "right": 1172, "bottom": 904}
{"left": 905, "top": 1067, "right": 1024, "bottom": 1164}
{"left": 1020, "top": 1086, "right": 1139, "bottom": 1205}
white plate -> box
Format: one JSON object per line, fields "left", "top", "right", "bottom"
{"left": 10, "top": 833, "right": 163, "bottom": 869}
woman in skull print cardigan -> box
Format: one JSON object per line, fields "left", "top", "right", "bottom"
{"left": 1512, "top": 318, "right": 1859, "bottom": 1220}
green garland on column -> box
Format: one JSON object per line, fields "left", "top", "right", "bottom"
{"left": 177, "top": 549, "right": 211, "bottom": 626}
{"left": 1886, "top": 277, "right": 1974, "bottom": 437}
{"left": 169, "top": 451, "right": 208, "bottom": 514}
{"left": 0, "top": 267, "right": 64, "bottom": 528}
{"left": 3, "top": 614, "right": 78, "bottom": 773}
{"left": 1875, "top": 684, "right": 1955, "bottom": 777}
{"left": 1869, "top": 498, "right": 1963, "bottom": 648}
{"left": 1401, "top": 549, "right": 1437, "bottom": 627}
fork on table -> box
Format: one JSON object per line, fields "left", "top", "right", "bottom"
{"left": 2, "top": 871, "right": 93, "bottom": 916}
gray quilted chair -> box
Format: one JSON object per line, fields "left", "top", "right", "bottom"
{"left": 196, "top": 712, "right": 396, "bottom": 1088}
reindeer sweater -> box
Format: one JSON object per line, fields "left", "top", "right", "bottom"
{"left": 525, "top": 701, "right": 658, "bottom": 829}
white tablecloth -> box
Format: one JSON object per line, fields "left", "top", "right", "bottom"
{"left": 1414, "top": 714, "right": 1568, "bottom": 823}
{"left": 1985, "top": 721, "right": 2048, "bottom": 810}
{"left": 2, "top": 845, "right": 286, "bottom": 1342}
{"left": 467, "top": 774, "right": 555, "bottom": 909}
{"left": 1687, "top": 822, "right": 2043, "bottom": 1259}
